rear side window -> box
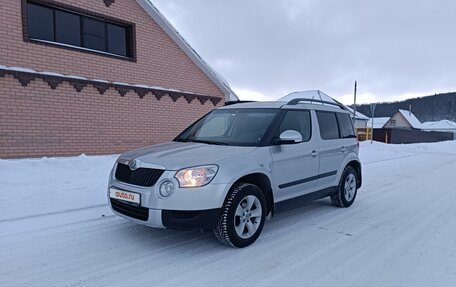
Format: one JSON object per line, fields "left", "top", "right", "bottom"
{"left": 316, "top": 111, "right": 339, "bottom": 140}
{"left": 279, "top": 110, "right": 312, "bottom": 142}
{"left": 336, "top": 113, "right": 356, "bottom": 138}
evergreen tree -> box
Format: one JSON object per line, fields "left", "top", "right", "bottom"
{"left": 352, "top": 93, "right": 456, "bottom": 122}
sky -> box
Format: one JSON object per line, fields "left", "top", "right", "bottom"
{"left": 152, "top": 0, "right": 456, "bottom": 105}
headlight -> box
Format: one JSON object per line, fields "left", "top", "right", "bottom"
{"left": 175, "top": 165, "right": 218, "bottom": 188}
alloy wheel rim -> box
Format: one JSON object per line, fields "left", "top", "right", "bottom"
{"left": 344, "top": 173, "right": 357, "bottom": 201}
{"left": 234, "top": 195, "right": 262, "bottom": 239}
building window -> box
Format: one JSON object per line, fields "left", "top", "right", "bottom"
{"left": 390, "top": 119, "right": 396, "bottom": 127}
{"left": 27, "top": 3, "right": 54, "bottom": 41}
{"left": 25, "top": 1, "right": 133, "bottom": 59}
{"left": 55, "top": 10, "right": 81, "bottom": 46}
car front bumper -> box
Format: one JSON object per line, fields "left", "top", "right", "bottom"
{"left": 107, "top": 166, "right": 227, "bottom": 229}
{"left": 109, "top": 198, "right": 220, "bottom": 229}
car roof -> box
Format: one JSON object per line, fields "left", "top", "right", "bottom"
{"left": 219, "top": 101, "right": 350, "bottom": 114}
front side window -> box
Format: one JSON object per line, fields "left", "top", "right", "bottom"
{"left": 175, "top": 109, "right": 279, "bottom": 146}
{"left": 26, "top": 2, "right": 133, "bottom": 58}
{"left": 279, "top": 110, "right": 312, "bottom": 142}
{"left": 316, "top": 111, "right": 340, "bottom": 140}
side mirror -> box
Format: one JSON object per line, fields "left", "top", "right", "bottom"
{"left": 275, "top": 130, "right": 302, "bottom": 145}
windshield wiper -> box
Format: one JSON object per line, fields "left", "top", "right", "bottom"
{"left": 174, "top": 138, "right": 188, "bottom": 142}
{"left": 175, "top": 138, "right": 229, "bottom": 145}
{"left": 188, "top": 139, "right": 230, "bottom": 145}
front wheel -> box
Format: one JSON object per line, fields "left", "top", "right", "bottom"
{"left": 331, "top": 166, "right": 358, "bottom": 208}
{"left": 214, "top": 183, "right": 266, "bottom": 248}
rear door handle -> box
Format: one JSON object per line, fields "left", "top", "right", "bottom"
{"left": 341, "top": 146, "right": 347, "bottom": 152}
{"left": 311, "top": 150, "right": 319, "bottom": 157}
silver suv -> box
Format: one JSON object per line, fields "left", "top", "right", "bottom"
{"left": 108, "top": 97, "right": 362, "bottom": 248}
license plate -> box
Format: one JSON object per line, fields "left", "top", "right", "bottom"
{"left": 110, "top": 188, "right": 140, "bottom": 205}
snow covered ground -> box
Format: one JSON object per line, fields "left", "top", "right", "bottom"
{"left": 1, "top": 141, "right": 456, "bottom": 287}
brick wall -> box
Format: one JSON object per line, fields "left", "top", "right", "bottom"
{"left": 0, "top": 0, "right": 223, "bottom": 97}
{"left": 0, "top": 75, "right": 219, "bottom": 158}
{"left": 0, "top": 0, "right": 226, "bottom": 158}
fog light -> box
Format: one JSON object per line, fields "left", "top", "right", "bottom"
{"left": 159, "top": 180, "right": 175, "bottom": 198}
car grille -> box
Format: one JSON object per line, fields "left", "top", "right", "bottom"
{"left": 110, "top": 198, "right": 149, "bottom": 221}
{"left": 115, "top": 163, "right": 164, "bottom": 187}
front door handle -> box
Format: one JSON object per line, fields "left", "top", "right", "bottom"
{"left": 311, "top": 150, "right": 319, "bottom": 157}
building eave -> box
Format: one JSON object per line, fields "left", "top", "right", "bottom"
{"left": 0, "top": 65, "right": 222, "bottom": 106}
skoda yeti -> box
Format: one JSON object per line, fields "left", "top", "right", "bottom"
{"left": 108, "top": 98, "right": 362, "bottom": 248}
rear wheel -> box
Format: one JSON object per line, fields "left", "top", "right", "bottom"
{"left": 214, "top": 183, "right": 266, "bottom": 248}
{"left": 331, "top": 166, "right": 358, "bottom": 208}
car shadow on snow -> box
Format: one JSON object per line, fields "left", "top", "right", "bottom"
{"left": 109, "top": 218, "right": 224, "bottom": 251}
{"left": 107, "top": 197, "right": 344, "bottom": 251}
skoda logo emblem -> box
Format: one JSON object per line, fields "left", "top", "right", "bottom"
{"left": 129, "top": 160, "right": 138, "bottom": 170}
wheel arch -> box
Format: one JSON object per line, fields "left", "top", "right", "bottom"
{"left": 232, "top": 173, "right": 274, "bottom": 216}
{"left": 345, "top": 160, "right": 362, "bottom": 188}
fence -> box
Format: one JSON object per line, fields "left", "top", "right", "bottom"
{"left": 356, "top": 128, "right": 454, "bottom": 144}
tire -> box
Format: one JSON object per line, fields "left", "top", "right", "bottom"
{"left": 214, "top": 183, "right": 267, "bottom": 248}
{"left": 331, "top": 166, "right": 358, "bottom": 208}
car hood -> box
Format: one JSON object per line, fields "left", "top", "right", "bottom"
{"left": 118, "top": 141, "right": 257, "bottom": 170}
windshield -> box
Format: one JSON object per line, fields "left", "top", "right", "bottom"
{"left": 174, "top": 108, "right": 279, "bottom": 146}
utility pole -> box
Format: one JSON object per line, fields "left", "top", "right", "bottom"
{"left": 353, "top": 81, "right": 357, "bottom": 120}
{"left": 370, "top": 103, "right": 376, "bottom": 144}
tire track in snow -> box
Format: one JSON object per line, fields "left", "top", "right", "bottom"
{"left": 0, "top": 204, "right": 108, "bottom": 223}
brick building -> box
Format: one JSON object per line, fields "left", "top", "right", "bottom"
{"left": 0, "top": 0, "right": 237, "bottom": 158}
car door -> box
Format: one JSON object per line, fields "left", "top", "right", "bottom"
{"left": 315, "top": 111, "right": 345, "bottom": 189}
{"left": 270, "top": 109, "right": 320, "bottom": 202}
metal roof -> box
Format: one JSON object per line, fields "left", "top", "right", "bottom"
{"left": 345, "top": 107, "right": 369, "bottom": 121}
{"left": 422, "top": 120, "right": 456, "bottom": 130}
{"left": 398, "top": 109, "right": 422, "bottom": 129}
{"left": 278, "top": 90, "right": 335, "bottom": 103}
{"left": 367, "top": 117, "right": 391, "bottom": 129}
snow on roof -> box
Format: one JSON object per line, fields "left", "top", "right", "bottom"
{"left": 92, "top": 79, "right": 109, "bottom": 83}
{"left": 345, "top": 107, "right": 369, "bottom": 120}
{"left": 112, "top": 82, "right": 131, "bottom": 86}
{"left": 398, "top": 109, "right": 422, "bottom": 129}
{"left": 136, "top": 0, "right": 238, "bottom": 101}
{"left": 8, "top": 66, "right": 36, "bottom": 73}
{"left": 64, "top": 75, "right": 88, "bottom": 80}
{"left": 367, "top": 117, "right": 390, "bottom": 129}
{"left": 422, "top": 120, "right": 456, "bottom": 130}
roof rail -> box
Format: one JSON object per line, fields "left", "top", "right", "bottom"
{"left": 286, "top": 98, "right": 348, "bottom": 111}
